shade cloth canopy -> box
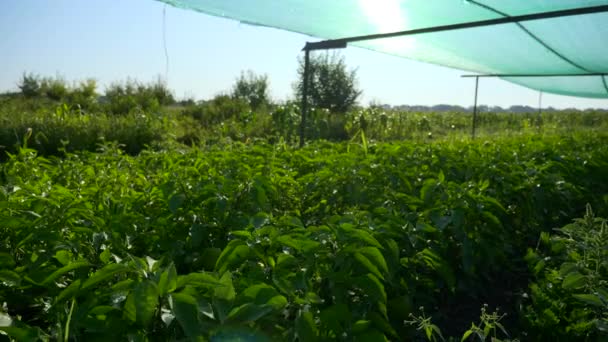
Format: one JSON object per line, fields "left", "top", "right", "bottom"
{"left": 157, "top": 0, "right": 608, "bottom": 98}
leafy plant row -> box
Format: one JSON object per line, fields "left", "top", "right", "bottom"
{"left": 1, "top": 133, "right": 607, "bottom": 340}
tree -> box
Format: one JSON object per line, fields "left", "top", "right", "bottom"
{"left": 18, "top": 72, "right": 42, "bottom": 98}
{"left": 295, "top": 52, "right": 362, "bottom": 114}
{"left": 231, "top": 70, "right": 270, "bottom": 111}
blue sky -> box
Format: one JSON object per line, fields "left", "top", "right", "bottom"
{"left": 2, "top": 0, "right": 607, "bottom": 109}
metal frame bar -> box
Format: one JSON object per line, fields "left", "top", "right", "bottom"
{"left": 537, "top": 91, "right": 543, "bottom": 130}
{"left": 299, "top": 49, "right": 311, "bottom": 147}
{"left": 602, "top": 76, "right": 608, "bottom": 94}
{"left": 298, "top": 4, "right": 608, "bottom": 146}
{"left": 305, "top": 5, "right": 608, "bottom": 51}
{"left": 462, "top": 73, "right": 608, "bottom": 78}
{"left": 472, "top": 77, "right": 480, "bottom": 139}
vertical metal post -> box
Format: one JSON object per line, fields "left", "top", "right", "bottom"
{"left": 537, "top": 91, "right": 543, "bottom": 130}
{"left": 300, "top": 48, "right": 311, "bottom": 148}
{"left": 471, "top": 76, "right": 479, "bottom": 139}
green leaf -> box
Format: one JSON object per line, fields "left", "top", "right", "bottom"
{"left": 54, "top": 250, "right": 72, "bottom": 266}
{"left": 240, "top": 284, "right": 287, "bottom": 310}
{"left": 352, "top": 320, "right": 371, "bottom": 333}
{"left": 212, "top": 326, "right": 270, "bottom": 342}
{"left": 55, "top": 279, "right": 82, "bottom": 305}
{"left": 0, "top": 270, "right": 21, "bottom": 287}
{"left": 252, "top": 212, "right": 270, "bottom": 229}
{"left": 41, "top": 261, "right": 91, "bottom": 286}
{"left": 169, "top": 193, "right": 186, "bottom": 213}
{"left": 420, "top": 179, "right": 438, "bottom": 204}
{"left": 438, "top": 170, "right": 445, "bottom": 183}
{"left": 481, "top": 211, "right": 501, "bottom": 226}
{"left": 276, "top": 235, "right": 320, "bottom": 253}
{"left": 295, "top": 311, "right": 318, "bottom": 342}
{"left": 562, "top": 272, "right": 586, "bottom": 290}
{"left": 533, "top": 259, "right": 546, "bottom": 276}
{"left": 417, "top": 222, "right": 438, "bottom": 233}
{"left": 354, "top": 252, "right": 384, "bottom": 280}
{"left": 572, "top": 293, "right": 604, "bottom": 307}
{"left": 229, "top": 230, "right": 252, "bottom": 239}
{"left": 430, "top": 324, "right": 445, "bottom": 341}
{"left": 355, "top": 329, "right": 388, "bottom": 342}
{"left": 354, "top": 273, "right": 386, "bottom": 304}
{"left": 89, "top": 306, "right": 117, "bottom": 316}
{"left": 215, "top": 240, "right": 250, "bottom": 274}
{"left": 225, "top": 303, "right": 273, "bottom": 324}
{"left": 0, "top": 253, "right": 15, "bottom": 268}
{"left": 358, "top": 247, "right": 388, "bottom": 275}
{"left": 124, "top": 280, "right": 159, "bottom": 327}
{"left": 157, "top": 263, "right": 178, "bottom": 296}
{"left": 200, "top": 248, "right": 222, "bottom": 271}
{"left": 177, "top": 272, "right": 222, "bottom": 289}
{"left": 483, "top": 196, "right": 506, "bottom": 212}
{"left": 368, "top": 312, "right": 398, "bottom": 338}
{"left": 339, "top": 224, "right": 382, "bottom": 248}
{"left": 190, "top": 223, "right": 205, "bottom": 248}
{"left": 462, "top": 329, "right": 474, "bottom": 341}
{"left": 171, "top": 293, "right": 202, "bottom": 339}
{"left": 112, "top": 279, "right": 136, "bottom": 292}
{"left": 304, "top": 292, "right": 323, "bottom": 304}
{"left": 417, "top": 248, "right": 456, "bottom": 290}
{"left": 559, "top": 262, "right": 578, "bottom": 277}
{"left": 82, "top": 263, "right": 129, "bottom": 290}
{"left": 0, "top": 326, "right": 45, "bottom": 342}
{"left": 319, "top": 303, "right": 351, "bottom": 333}
{"left": 99, "top": 249, "right": 112, "bottom": 264}
{"left": 213, "top": 272, "right": 235, "bottom": 323}
{"left": 597, "top": 287, "right": 608, "bottom": 304}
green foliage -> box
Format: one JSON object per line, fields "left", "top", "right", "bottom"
{"left": 522, "top": 205, "right": 608, "bottom": 340}
{"left": 17, "top": 72, "right": 43, "bottom": 98}
{"left": 1, "top": 132, "right": 607, "bottom": 340}
{"left": 231, "top": 70, "right": 270, "bottom": 111}
{"left": 182, "top": 94, "right": 250, "bottom": 127}
{"left": 40, "top": 76, "right": 69, "bottom": 101}
{"left": 295, "top": 52, "right": 362, "bottom": 114}
{"left": 16, "top": 73, "right": 99, "bottom": 111}
{"left": 3, "top": 73, "right": 608, "bottom": 339}
{"left": 104, "top": 78, "right": 174, "bottom": 115}
{"left": 0, "top": 102, "right": 164, "bottom": 158}
{"left": 66, "top": 79, "right": 98, "bottom": 111}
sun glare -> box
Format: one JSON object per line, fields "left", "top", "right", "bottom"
{"left": 358, "top": 0, "right": 415, "bottom": 53}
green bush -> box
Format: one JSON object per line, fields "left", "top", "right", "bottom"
{"left": 181, "top": 94, "right": 250, "bottom": 127}
{"left": 523, "top": 205, "right": 608, "bottom": 340}
{"left": 15, "top": 73, "right": 99, "bottom": 111}
{"left": 104, "top": 78, "right": 174, "bottom": 115}
{"left": 66, "top": 79, "right": 99, "bottom": 111}
{"left": 231, "top": 70, "right": 270, "bottom": 111}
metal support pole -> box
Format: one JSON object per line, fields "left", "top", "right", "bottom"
{"left": 300, "top": 48, "right": 310, "bottom": 148}
{"left": 471, "top": 76, "right": 479, "bottom": 139}
{"left": 537, "top": 91, "right": 543, "bottom": 130}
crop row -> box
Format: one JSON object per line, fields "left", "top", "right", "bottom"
{"left": 1, "top": 133, "right": 607, "bottom": 340}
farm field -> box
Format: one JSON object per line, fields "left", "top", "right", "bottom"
{"left": 3, "top": 1, "right": 608, "bottom": 340}
{"left": 1, "top": 97, "right": 607, "bottom": 341}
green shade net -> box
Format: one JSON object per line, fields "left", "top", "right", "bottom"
{"left": 157, "top": 0, "right": 608, "bottom": 98}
